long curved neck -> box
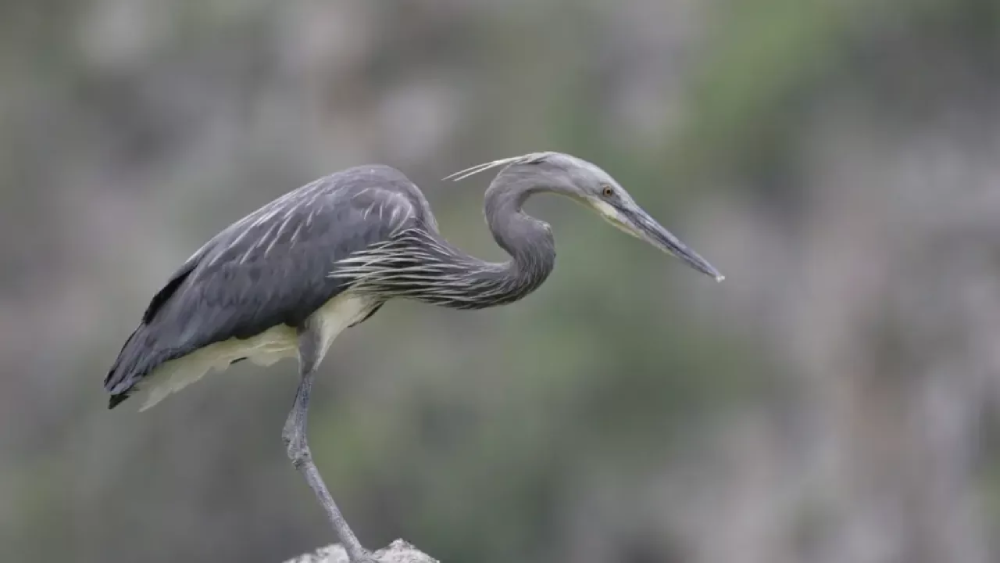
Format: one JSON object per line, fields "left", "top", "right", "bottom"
{"left": 337, "top": 168, "right": 557, "bottom": 309}
{"left": 410, "top": 170, "right": 555, "bottom": 310}
{"left": 463, "top": 171, "right": 557, "bottom": 308}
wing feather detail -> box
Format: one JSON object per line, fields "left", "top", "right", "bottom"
{"left": 105, "top": 166, "right": 423, "bottom": 405}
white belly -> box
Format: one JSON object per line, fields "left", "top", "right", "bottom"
{"left": 137, "top": 293, "right": 375, "bottom": 411}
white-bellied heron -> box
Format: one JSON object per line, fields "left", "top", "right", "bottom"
{"left": 105, "top": 151, "right": 723, "bottom": 562}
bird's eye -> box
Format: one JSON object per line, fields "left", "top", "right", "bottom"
{"left": 601, "top": 185, "right": 614, "bottom": 198}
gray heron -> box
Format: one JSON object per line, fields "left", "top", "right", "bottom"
{"left": 105, "top": 151, "right": 723, "bottom": 562}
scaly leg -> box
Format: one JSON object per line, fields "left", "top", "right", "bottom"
{"left": 282, "top": 328, "right": 373, "bottom": 563}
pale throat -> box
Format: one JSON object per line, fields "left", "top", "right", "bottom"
{"left": 588, "top": 198, "right": 639, "bottom": 240}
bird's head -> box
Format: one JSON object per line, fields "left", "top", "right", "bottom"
{"left": 447, "top": 152, "right": 724, "bottom": 282}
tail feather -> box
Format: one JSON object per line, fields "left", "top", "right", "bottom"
{"left": 105, "top": 323, "right": 167, "bottom": 409}
{"left": 107, "top": 249, "right": 204, "bottom": 409}
{"left": 108, "top": 392, "right": 131, "bottom": 409}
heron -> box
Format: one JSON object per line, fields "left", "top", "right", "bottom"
{"left": 105, "top": 151, "right": 723, "bottom": 562}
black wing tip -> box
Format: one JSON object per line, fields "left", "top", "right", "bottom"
{"left": 108, "top": 392, "right": 131, "bottom": 410}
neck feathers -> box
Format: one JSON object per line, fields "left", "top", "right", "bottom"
{"left": 335, "top": 168, "right": 556, "bottom": 309}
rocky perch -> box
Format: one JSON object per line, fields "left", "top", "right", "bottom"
{"left": 284, "top": 540, "right": 438, "bottom": 563}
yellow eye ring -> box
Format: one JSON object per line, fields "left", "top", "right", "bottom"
{"left": 601, "top": 185, "right": 614, "bottom": 197}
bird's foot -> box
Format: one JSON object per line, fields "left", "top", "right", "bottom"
{"left": 347, "top": 548, "right": 379, "bottom": 563}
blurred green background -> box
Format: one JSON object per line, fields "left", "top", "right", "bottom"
{"left": 1, "top": 1, "right": 998, "bottom": 562}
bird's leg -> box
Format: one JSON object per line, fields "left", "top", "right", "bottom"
{"left": 282, "top": 328, "right": 373, "bottom": 563}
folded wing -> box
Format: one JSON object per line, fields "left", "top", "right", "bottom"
{"left": 105, "top": 167, "right": 422, "bottom": 406}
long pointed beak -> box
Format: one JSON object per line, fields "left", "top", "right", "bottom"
{"left": 621, "top": 206, "right": 724, "bottom": 282}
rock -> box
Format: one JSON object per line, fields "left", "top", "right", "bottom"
{"left": 284, "top": 539, "right": 438, "bottom": 563}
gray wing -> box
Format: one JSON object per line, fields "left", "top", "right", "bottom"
{"left": 105, "top": 165, "right": 425, "bottom": 405}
